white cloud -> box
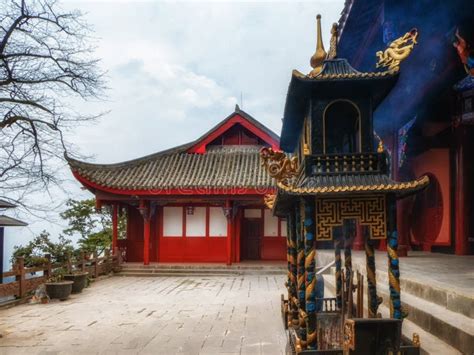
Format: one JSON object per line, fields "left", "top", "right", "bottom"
{"left": 5, "top": 0, "right": 344, "bottom": 266}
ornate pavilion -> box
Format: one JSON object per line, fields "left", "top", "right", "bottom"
{"left": 260, "top": 14, "right": 428, "bottom": 353}
{"left": 67, "top": 107, "right": 288, "bottom": 264}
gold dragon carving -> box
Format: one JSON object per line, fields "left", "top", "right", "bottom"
{"left": 260, "top": 147, "right": 298, "bottom": 183}
{"left": 376, "top": 29, "right": 419, "bottom": 71}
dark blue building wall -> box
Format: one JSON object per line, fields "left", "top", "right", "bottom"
{"left": 338, "top": 0, "right": 474, "bottom": 136}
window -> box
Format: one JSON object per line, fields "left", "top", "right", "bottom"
{"left": 186, "top": 207, "right": 206, "bottom": 237}
{"left": 324, "top": 101, "right": 360, "bottom": 154}
{"left": 209, "top": 207, "right": 227, "bottom": 237}
{"left": 163, "top": 207, "right": 183, "bottom": 237}
{"left": 264, "top": 209, "right": 278, "bottom": 237}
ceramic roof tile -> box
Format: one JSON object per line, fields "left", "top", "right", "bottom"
{"left": 69, "top": 145, "right": 274, "bottom": 191}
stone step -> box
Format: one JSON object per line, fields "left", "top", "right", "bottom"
{"left": 322, "top": 275, "right": 461, "bottom": 355}
{"left": 120, "top": 268, "right": 241, "bottom": 274}
{"left": 317, "top": 252, "right": 473, "bottom": 319}
{"left": 365, "top": 264, "right": 473, "bottom": 320}
{"left": 323, "top": 272, "right": 472, "bottom": 354}
{"left": 121, "top": 263, "right": 287, "bottom": 271}
{"left": 117, "top": 272, "right": 236, "bottom": 277}
{"left": 117, "top": 267, "right": 286, "bottom": 277}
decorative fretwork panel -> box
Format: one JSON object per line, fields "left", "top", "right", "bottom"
{"left": 316, "top": 195, "right": 386, "bottom": 240}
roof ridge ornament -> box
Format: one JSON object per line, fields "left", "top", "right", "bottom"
{"left": 309, "top": 14, "right": 328, "bottom": 78}
{"left": 260, "top": 147, "right": 298, "bottom": 184}
{"left": 376, "top": 29, "right": 419, "bottom": 71}
{"left": 327, "top": 23, "right": 338, "bottom": 60}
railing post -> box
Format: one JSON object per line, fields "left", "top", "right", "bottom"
{"left": 93, "top": 251, "right": 99, "bottom": 278}
{"left": 44, "top": 254, "right": 52, "bottom": 281}
{"left": 16, "top": 257, "right": 25, "bottom": 298}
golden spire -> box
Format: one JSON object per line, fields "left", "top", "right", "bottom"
{"left": 309, "top": 14, "right": 327, "bottom": 78}
{"left": 327, "top": 23, "right": 338, "bottom": 59}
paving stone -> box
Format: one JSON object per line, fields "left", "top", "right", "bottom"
{"left": 0, "top": 274, "right": 287, "bottom": 354}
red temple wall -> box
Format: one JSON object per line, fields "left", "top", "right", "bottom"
{"left": 125, "top": 204, "right": 286, "bottom": 263}
{"left": 410, "top": 148, "right": 451, "bottom": 249}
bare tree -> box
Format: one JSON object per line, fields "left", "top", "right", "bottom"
{"left": 0, "top": 0, "right": 105, "bottom": 210}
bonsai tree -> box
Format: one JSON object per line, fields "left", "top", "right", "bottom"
{"left": 11, "top": 231, "right": 74, "bottom": 267}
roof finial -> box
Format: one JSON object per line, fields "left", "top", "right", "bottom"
{"left": 309, "top": 14, "right": 327, "bottom": 78}
{"left": 327, "top": 23, "right": 338, "bottom": 59}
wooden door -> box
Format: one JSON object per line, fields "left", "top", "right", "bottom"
{"left": 241, "top": 219, "right": 261, "bottom": 260}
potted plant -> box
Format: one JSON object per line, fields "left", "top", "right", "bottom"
{"left": 45, "top": 268, "right": 73, "bottom": 301}
{"left": 63, "top": 270, "right": 89, "bottom": 294}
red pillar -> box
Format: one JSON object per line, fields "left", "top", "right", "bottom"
{"left": 143, "top": 216, "right": 151, "bottom": 265}
{"left": 235, "top": 209, "right": 242, "bottom": 263}
{"left": 225, "top": 200, "right": 233, "bottom": 266}
{"left": 455, "top": 126, "right": 469, "bottom": 255}
{"left": 139, "top": 200, "right": 151, "bottom": 265}
{"left": 112, "top": 204, "right": 119, "bottom": 254}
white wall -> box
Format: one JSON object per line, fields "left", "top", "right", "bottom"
{"left": 264, "top": 209, "right": 278, "bottom": 237}
{"left": 186, "top": 207, "right": 206, "bottom": 237}
{"left": 163, "top": 207, "right": 183, "bottom": 237}
{"left": 209, "top": 207, "right": 227, "bottom": 237}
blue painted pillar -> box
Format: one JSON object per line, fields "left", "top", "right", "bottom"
{"left": 387, "top": 195, "right": 402, "bottom": 319}
{"left": 303, "top": 197, "right": 317, "bottom": 349}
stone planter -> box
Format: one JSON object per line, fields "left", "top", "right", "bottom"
{"left": 45, "top": 281, "right": 73, "bottom": 300}
{"left": 63, "top": 272, "right": 89, "bottom": 294}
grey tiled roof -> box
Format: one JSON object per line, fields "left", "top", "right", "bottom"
{"left": 0, "top": 215, "right": 28, "bottom": 226}
{"left": 68, "top": 146, "right": 274, "bottom": 191}
{"left": 0, "top": 199, "right": 17, "bottom": 208}
{"left": 319, "top": 58, "right": 361, "bottom": 76}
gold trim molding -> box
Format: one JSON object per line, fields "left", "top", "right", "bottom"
{"left": 277, "top": 175, "right": 429, "bottom": 195}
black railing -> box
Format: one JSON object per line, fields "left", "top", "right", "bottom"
{"left": 303, "top": 152, "right": 388, "bottom": 176}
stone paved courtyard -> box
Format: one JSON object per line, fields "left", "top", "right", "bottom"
{"left": 0, "top": 275, "right": 287, "bottom": 354}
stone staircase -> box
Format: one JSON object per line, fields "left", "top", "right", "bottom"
{"left": 116, "top": 262, "right": 287, "bottom": 277}
{"left": 317, "top": 252, "right": 474, "bottom": 355}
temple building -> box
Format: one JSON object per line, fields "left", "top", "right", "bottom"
{"left": 67, "top": 107, "right": 287, "bottom": 264}
{"left": 336, "top": 0, "right": 474, "bottom": 255}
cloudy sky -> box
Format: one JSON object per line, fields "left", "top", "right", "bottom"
{"left": 5, "top": 0, "right": 344, "bottom": 267}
